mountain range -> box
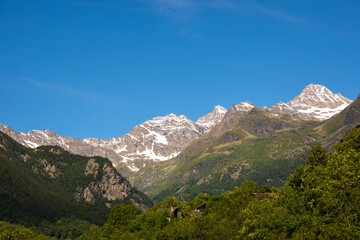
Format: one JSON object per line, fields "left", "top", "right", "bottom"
{"left": 0, "top": 106, "right": 226, "bottom": 173}
{"left": 135, "top": 90, "right": 360, "bottom": 201}
{"left": 0, "top": 84, "right": 352, "bottom": 177}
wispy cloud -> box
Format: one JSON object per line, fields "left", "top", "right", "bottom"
{"left": 201, "top": 0, "right": 236, "bottom": 9}
{"left": 21, "top": 78, "right": 114, "bottom": 104}
{"left": 149, "top": 0, "right": 196, "bottom": 22}
{"left": 249, "top": 1, "right": 302, "bottom": 24}
{"left": 73, "top": 1, "right": 121, "bottom": 9}
{"left": 147, "top": 0, "right": 302, "bottom": 24}
{"left": 73, "top": 0, "right": 302, "bottom": 24}
{"left": 146, "top": 0, "right": 237, "bottom": 21}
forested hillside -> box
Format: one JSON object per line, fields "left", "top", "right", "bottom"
{"left": 0, "top": 131, "right": 152, "bottom": 239}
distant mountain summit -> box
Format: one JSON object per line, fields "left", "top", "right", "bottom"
{"left": 266, "top": 84, "right": 352, "bottom": 120}
{"left": 196, "top": 105, "right": 227, "bottom": 132}
{"left": 235, "top": 101, "right": 255, "bottom": 112}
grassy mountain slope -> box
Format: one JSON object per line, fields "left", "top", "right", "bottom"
{"left": 321, "top": 93, "right": 360, "bottom": 148}
{"left": 133, "top": 94, "right": 360, "bottom": 202}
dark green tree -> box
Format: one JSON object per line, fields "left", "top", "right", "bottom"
{"left": 307, "top": 145, "right": 327, "bottom": 166}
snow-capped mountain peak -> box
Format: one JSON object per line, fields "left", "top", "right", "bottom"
{"left": 214, "top": 105, "right": 227, "bottom": 113}
{"left": 267, "top": 83, "right": 352, "bottom": 120}
{"left": 196, "top": 105, "right": 228, "bottom": 131}
{"left": 148, "top": 113, "right": 192, "bottom": 126}
{"left": 234, "top": 101, "right": 255, "bottom": 112}
{"left": 293, "top": 84, "right": 350, "bottom": 108}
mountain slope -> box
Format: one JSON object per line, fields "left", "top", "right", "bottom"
{"left": 134, "top": 93, "right": 360, "bottom": 201}
{"left": 321, "top": 93, "right": 360, "bottom": 148}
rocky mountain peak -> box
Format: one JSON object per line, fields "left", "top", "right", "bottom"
{"left": 196, "top": 105, "right": 227, "bottom": 132}
{"left": 147, "top": 113, "right": 192, "bottom": 127}
{"left": 267, "top": 84, "right": 352, "bottom": 120}
{"left": 0, "top": 123, "right": 10, "bottom": 130}
{"left": 214, "top": 105, "right": 227, "bottom": 113}
{"left": 293, "top": 83, "right": 351, "bottom": 108}
{"left": 234, "top": 101, "right": 255, "bottom": 112}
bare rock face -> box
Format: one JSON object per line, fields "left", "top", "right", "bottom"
{"left": 80, "top": 161, "right": 133, "bottom": 201}
{"left": 73, "top": 159, "right": 152, "bottom": 210}
{"left": 76, "top": 160, "right": 133, "bottom": 201}
{"left": 95, "top": 163, "right": 131, "bottom": 201}
{"left": 20, "top": 154, "right": 31, "bottom": 162}
{"left": 32, "top": 159, "right": 61, "bottom": 178}
{"left": 266, "top": 84, "right": 352, "bottom": 120}
{"left": 85, "top": 158, "right": 99, "bottom": 178}
{"left": 83, "top": 187, "right": 95, "bottom": 204}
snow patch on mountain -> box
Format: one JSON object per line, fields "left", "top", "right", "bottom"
{"left": 297, "top": 104, "right": 349, "bottom": 120}
{"left": 24, "top": 140, "right": 39, "bottom": 148}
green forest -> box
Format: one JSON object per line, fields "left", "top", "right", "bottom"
{"left": 1, "top": 124, "right": 360, "bottom": 239}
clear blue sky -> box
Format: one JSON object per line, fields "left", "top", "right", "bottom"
{"left": 1, "top": 0, "right": 359, "bottom": 139}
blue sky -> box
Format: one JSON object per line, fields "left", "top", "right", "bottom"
{"left": 1, "top": 0, "right": 359, "bottom": 139}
